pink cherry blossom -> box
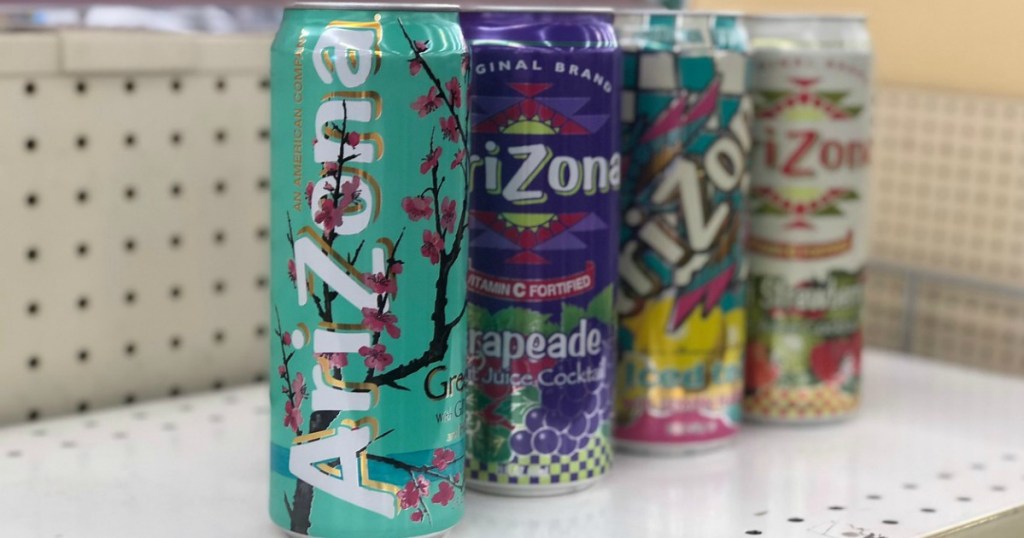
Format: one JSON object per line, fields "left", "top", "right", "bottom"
{"left": 397, "top": 480, "right": 421, "bottom": 510}
{"left": 292, "top": 373, "right": 306, "bottom": 399}
{"left": 282, "top": 332, "right": 292, "bottom": 346}
{"left": 415, "top": 475, "right": 430, "bottom": 497}
{"left": 461, "top": 53, "right": 470, "bottom": 74}
{"left": 283, "top": 398, "right": 303, "bottom": 433}
{"left": 362, "top": 272, "right": 396, "bottom": 295}
{"left": 305, "top": 182, "right": 315, "bottom": 205}
{"left": 440, "top": 197, "right": 456, "bottom": 234}
{"left": 340, "top": 176, "right": 361, "bottom": 208}
{"left": 326, "top": 352, "right": 348, "bottom": 369}
{"left": 421, "top": 230, "right": 444, "bottom": 265}
{"left": 287, "top": 259, "right": 297, "bottom": 283}
{"left": 278, "top": 364, "right": 287, "bottom": 378}
{"left": 432, "top": 481, "right": 455, "bottom": 506}
{"left": 440, "top": 116, "right": 459, "bottom": 142}
{"left": 359, "top": 343, "right": 394, "bottom": 372}
{"left": 432, "top": 447, "right": 456, "bottom": 471}
{"left": 402, "top": 196, "right": 434, "bottom": 221}
{"left": 391, "top": 262, "right": 404, "bottom": 275}
{"left": 409, "top": 58, "right": 423, "bottom": 76}
{"left": 410, "top": 510, "right": 423, "bottom": 522}
{"left": 323, "top": 161, "right": 339, "bottom": 175}
{"left": 420, "top": 146, "right": 442, "bottom": 174}
{"left": 315, "top": 197, "right": 343, "bottom": 231}
{"left": 414, "top": 40, "right": 429, "bottom": 53}
{"left": 346, "top": 132, "right": 360, "bottom": 147}
{"left": 411, "top": 86, "right": 442, "bottom": 117}
{"left": 450, "top": 149, "right": 465, "bottom": 170}
{"left": 361, "top": 307, "right": 400, "bottom": 338}
{"left": 454, "top": 472, "right": 460, "bottom": 484}
{"left": 445, "top": 77, "right": 462, "bottom": 108}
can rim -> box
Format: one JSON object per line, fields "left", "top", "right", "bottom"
{"left": 744, "top": 13, "right": 867, "bottom": 22}
{"left": 679, "top": 10, "right": 743, "bottom": 17}
{"left": 614, "top": 8, "right": 693, "bottom": 17}
{"left": 460, "top": 5, "right": 614, "bottom": 14}
{"left": 288, "top": 2, "right": 459, "bottom": 12}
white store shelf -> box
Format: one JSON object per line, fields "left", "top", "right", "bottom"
{"left": 1, "top": 349, "right": 1023, "bottom": 537}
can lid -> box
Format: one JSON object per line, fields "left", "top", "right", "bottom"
{"left": 460, "top": 5, "right": 614, "bottom": 14}
{"left": 680, "top": 10, "right": 743, "bottom": 17}
{"left": 289, "top": 2, "right": 459, "bottom": 12}
{"left": 613, "top": 8, "right": 685, "bottom": 17}
{"left": 744, "top": 13, "right": 867, "bottom": 22}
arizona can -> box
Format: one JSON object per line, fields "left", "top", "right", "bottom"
{"left": 743, "top": 15, "right": 872, "bottom": 423}
{"left": 462, "top": 8, "right": 620, "bottom": 495}
{"left": 269, "top": 4, "right": 469, "bottom": 536}
{"left": 614, "top": 11, "right": 752, "bottom": 453}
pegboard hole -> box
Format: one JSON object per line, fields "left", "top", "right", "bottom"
{"left": 24, "top": 80, "right": 35, "bottom": 95}
{"left": 882, "top": 520, "right": 899, "bottom": 525}
{"left": 258, "top": 176, "right": 269, "bottom": 191}
{"left": 213, "top": 280, "right": 226, "bottom": 294}
{"left": 957, "top": 496, "right": 972, "bottom": 502}
{"left": 113, "top": 431, "right": 128, "bottom": 440}
{"left": 76, "top": 296, "right": 89, "bottom": 310}
{"left": 77, "top": 401, "right": 89, "bottom": 413}
{"left": 259, "top": 78, "right": 270, "bottom": 90}
{"left": 170, "top": 78, "right": 182, "bottom": 92}
{"left": 214, "top": 179, "right": 227, "bottom": 194}
{"left": 27, "top": 409, "right": 40, "bottom": 421}
{"left": 256, "top": 275, "right": 268, "bottom": 289}
{"left": 216, "top": 77, "right": 227, "bottom": 91}
{"left": 124, "top": 290, "right": 136, "bottom": 305}
{"left": 124, "top": 238, "right": 136, "bottom": 253}
{"left": 259, "top": 127, "right": 269, "bottom": 141}
{"left": 256, "top": 226, "right": 269, "bottom": 240}
{"left": 828, "top": 506, "right": 844, "bottom": 511}
{"left": 27, "top": 356, "right": 40, "bottom": 369}
{"left": 169, "top": 386, "right": 182, "bottom": 397}
{"left": 124, "top": 342, "right": 137, "bottom": 357}
{"left": 26, "top": 302, "right": 39, "bottom": 316}
{"left": 903, "top": 483, "right": 917, "bottom": 490}
{"left": 76, "top": 189, "right": 89, "bottom": 204}
{"left": 213, "top": 380, "right": 225, "bottom": 390}
{"left": 25, "top": 138, "right": 37, "bottom": 152}
{"left": 124, "top": 79, "right": 135, "bottom": 93}
{"left": 171, "top": 131, "right": 182, "bottom": 145}
{"left": 992, "top": 485, "right": 1006, "bottom": 492}
{"left": 787, "top": 517, "right": 804, "bottom": 523}
{"left": 213, "top": 230, "right": 226, "bottom": 244}
{"left": 124, "top": 394, "right": 136, "bottom": 405}
{"left": 26, "top": 247, "right": 38, "bottom": 261}
{"left": 61, "top": 440, "right": 76, "bottom": 449}
{"left": 255, "top": 324, "right": 267, "bottom": 337}
{"left": 77, "top": 349, "right": 89, "bottom": 363}
{"left": 76, "top": 242, "right": 89, "bottom": 257}
{"left": 170, "top": 182, "right": 183, "bottom": 197}
{"left": 25, "top": 192, "right": 38, "bottom": 207}
{"left": 169, "top": 234, "right": 182, "bottom": 249}
{"left": 213, "top": 330, "right": 226, "bottom": 344}
{"left": 170, "top": 335, "right": 182, "bottom": 350}
{"left": 124, "top": 133, "right": 136, "bottom": 147}
{"left": 75, "top": 80, "right": 87, "bottom": 94}
{"left": 745, "top": 532, "right": 762, "bottom": 536}
{"left": 215, "top": 129, "right": 227, "bottom": 143}
{"left": 169, "top": 285, "right": 182, "bottom": 300}
{"left": 921, "top": 508, "right": 936, "bottom": 513}
{"left": 75, "top": 135, "right": 88, "bottom": 150}
{"left": 124, "top": 185, "right": 136, "bottom": 200}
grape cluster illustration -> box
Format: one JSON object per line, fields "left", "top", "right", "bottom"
{"left": 509, "top": 355, "right": 611, "bottom": 456}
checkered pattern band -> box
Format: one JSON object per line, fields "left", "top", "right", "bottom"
{"left": 467, "top": 434, "right": 612, "bottom": 486}
{"left": 744, "top": 385, "right": 858, "bottom": 421}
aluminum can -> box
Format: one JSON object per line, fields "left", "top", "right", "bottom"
{"left": 462, "top": 7, "right": 621, "bottom": 496}
{"left": 614, "top": 11, "right": 752, "bottom": 454}
{"left": 743, "top": 15, "right": 872, "bottom": 423}
{"left": 270, "top": 4, "right": 469, "bottom": 535}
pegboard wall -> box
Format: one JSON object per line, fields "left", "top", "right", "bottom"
{"left": 0, "top": 30, "right": 272, "bottom": 425}
{"left": 1, "top": 31, "right": 1021, "bottom": 426}
{"left": 864, "top": 86, "right": 1024, "bottom": 375}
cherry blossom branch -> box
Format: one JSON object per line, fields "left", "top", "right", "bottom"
{"left": 274, "top": 307, "right": 302, "bottom": 436}
{"left": 398, "top": 18, "right": 467, "bottom": 146}
{"left": 365, "top": 454, "right": 463, "bottom": 486}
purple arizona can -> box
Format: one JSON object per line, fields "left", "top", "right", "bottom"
{"left": 462, "top": 7, "right": 621, "bottom": 496}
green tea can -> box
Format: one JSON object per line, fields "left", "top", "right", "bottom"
{"left": 270, "top": 3, "right": 469, "bottom": 536}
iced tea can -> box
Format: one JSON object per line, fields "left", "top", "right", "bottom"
{"left": 743, "top": 15, "right": 872, "bottom": 423}
{"left": 270, "top": 4, "right": 469, "bottom": 536}
{"left": 614, "top": 11, "right": 752, "bottom": 453}
{"left": 462, "top": 8, "right": 621, "bottom": 495}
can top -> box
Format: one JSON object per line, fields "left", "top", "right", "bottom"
{"left": 746, "top": 13, "right": 870, "bottom": 51}
{"left": 460, "top": 5, "right": 613, "bottom": 14}
{"left": 289, "top": 2, "right": 458, "bottom": 11}
{"left": 745, "top": 13, "right": 866, "bottom": 22}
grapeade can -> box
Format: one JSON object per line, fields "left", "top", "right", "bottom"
{"left": 743, "top": 15, "right": 872, "bottom": 423}
{"left": 614, "top": 11, "right": 752, "bottom": 453}
{"left": 270, "top": 4, "right": 470, "bottom": 536}
{"left": 462, "top": 8, "right": 621, "bottom": 495}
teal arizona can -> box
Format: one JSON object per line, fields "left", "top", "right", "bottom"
{"left": 270, "top": 4, "right": 469, "bottom": 537}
